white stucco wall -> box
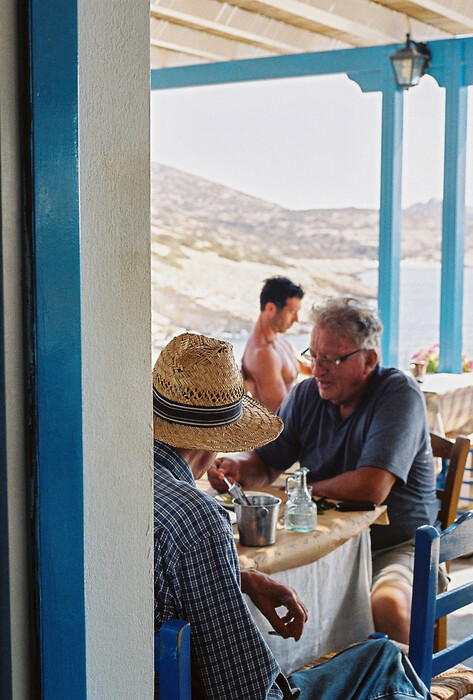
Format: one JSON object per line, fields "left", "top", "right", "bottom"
{"left": 79, "top": 1, "right": 154, "bottom": 696}
{"left": 0, "top": 3, "right": 31, "bottom": 697}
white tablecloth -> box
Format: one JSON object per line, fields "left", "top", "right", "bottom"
{"left": 243, "top": 530, "right": 374, "bottom": 675}
{"left": 420, "top": 372, "right": 473, "bottom": 436}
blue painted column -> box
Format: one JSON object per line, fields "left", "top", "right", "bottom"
{"left": 28, "top": 0, "right": 86, "bottom": 696}
{"left": 435, "top": 42, "right": 467, "bottom": 373}
{"left": 378, "top": 86, "right": 404, "bottom": 367}
{"left": 347, "top": 65, "right": 404, "bottom": 368}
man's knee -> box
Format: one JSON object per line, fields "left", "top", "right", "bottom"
{"left": 372, "top": 580, "right": 411, "bottom": 615}
{"left": 371, "top": 580, "right": 412, "bottom": 643}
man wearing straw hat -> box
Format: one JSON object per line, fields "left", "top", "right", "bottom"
{"left": 154, "top": 332, "right": 432, "bottom": 699}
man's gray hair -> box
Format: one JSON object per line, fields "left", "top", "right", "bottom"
{"left": 311, "top": 297, "right": 383, "bottom": 357}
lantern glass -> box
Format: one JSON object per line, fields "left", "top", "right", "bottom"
{"left": 409, "top": 55, "right": 426, "bottom": 86}
{"left": 392, "top": 57, "right": 413, "bottom": 87}
{"left": 389, "top": 35, "right": 431, "bottom": 89}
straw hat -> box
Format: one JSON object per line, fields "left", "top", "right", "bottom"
{"left": 153, "top": 333, "right": 283, "bottom": 452}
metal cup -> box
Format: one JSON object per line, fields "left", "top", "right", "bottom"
{"left": 410, "top": 360, "right": 426, "bottom": 382}
{"left": 234, "top": 495, "right": 281, "bottom": 546}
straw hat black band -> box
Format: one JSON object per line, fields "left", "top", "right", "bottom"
{"left": 153, "top": 386, "right": 243, "bottom": 427}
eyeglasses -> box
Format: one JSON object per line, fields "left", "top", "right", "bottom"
{"left": 301, "top": 347, "right": 364, "bottom": 369}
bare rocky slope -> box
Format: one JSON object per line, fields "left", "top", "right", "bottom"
{"left": 151, "top": 162, "right": 473, "bottom": 356}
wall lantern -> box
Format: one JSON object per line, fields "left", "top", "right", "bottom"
{"left": 389, "top": 34, "right": 431, "bottom": 89}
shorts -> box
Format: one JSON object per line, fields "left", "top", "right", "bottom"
{"left": 371, "top": 538, "right": 449, "bottom": 593}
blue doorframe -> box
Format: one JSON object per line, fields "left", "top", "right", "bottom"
{"left": 0, "top": 174, "right": 12, "bottom": 698}
{"left": 27, "top": 0, "right": 86, "bottom": 695}
{"left": 152, "top": 37, "right": 473, "bottom": 370}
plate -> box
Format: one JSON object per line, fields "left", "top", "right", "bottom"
{"left": 214, "top": 491, "right": 272, "bottom": 510}
{"left": 214, "top": 494, "right": 234, "bottom": 510}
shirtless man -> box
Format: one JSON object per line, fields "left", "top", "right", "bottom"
{"left": 242, "top": 277, "right": 312, "bottom": 412}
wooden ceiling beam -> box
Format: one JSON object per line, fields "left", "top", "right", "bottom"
{"left": 394, "top": 0, "right": 473, "bottom": 29}
{"left": 223, "top": 0, "right": 449, "bottom": 44}
{"left": 150, "top": 17, "right": 276, "bottom": 62}
{"left": 150, "top": 0, "right": 350, "bottom": 55}
{"left": 150, "top": 45, "right": 210, "bottom": 68}
{"left": 149, "top": 0, "right": 462, "bottom": 69}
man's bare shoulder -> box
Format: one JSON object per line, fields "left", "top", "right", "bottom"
{"left": 243, "top": 342, "right": 283, "bottom": 372}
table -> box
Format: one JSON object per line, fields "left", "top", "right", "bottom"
{"left": 238, "top": 487, "right": 386, "bottom": 674}
{"left": 198, "top": 478, "right": 387, "bottom": 675}
{"left": 420, "top": 372, "right": 473, "bottom": 436}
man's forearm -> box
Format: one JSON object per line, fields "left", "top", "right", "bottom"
{"left": 238, "top": 451, "right": 280, "bottom": 488}
{"left": 240, "top": 568, "right": 261, "bottom": 595}
{"left": 310, "top": 466, "right": 395, "bottom": 504}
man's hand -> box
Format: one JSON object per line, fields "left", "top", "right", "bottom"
{"left": 241, "top": 569, "right": 308, "bottom": 641}
{"left": 208, "top": 451, "right": 278, "bottom": 491}
{"left": 208, "top": 457, "right": 241, "bottom": 493}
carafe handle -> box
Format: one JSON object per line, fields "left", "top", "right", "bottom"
{"left": 285, "top": 475, "right": 297, "bottom": 496}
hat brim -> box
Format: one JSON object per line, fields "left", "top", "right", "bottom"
{"left": 153, "top": 395, "right": 283, "bottom": 452}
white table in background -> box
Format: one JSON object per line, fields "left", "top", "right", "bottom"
{"left": 420, "top": 372, "right": 473, "bottom": 436}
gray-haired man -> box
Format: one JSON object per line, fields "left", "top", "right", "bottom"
{"left": 209, "top": 297, "right": 440, "bottom": 644}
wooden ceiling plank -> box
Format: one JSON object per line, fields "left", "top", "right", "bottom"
{"left": 149, "top": 0, "right": 463, "bottom": 69}
{"left": 150, "top": 0, "right": 351, "bottom": 53}
{"left": 150, "top": 45, "right": 210, "bottom": 68}
{"left": 368, "top": 1, "right": 472, "bottom": 36}
{"left": 150, "top": 17, "right": 277, "bottom": 61}
{"left": 390, "top": 0, "right": 473, "bottom": 28}
{"left": 223, "top": 0, "right": 449, "bottom": 44}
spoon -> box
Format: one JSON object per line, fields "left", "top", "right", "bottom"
{"left": 222, "top": 474, "right": 251, "bottom": 506}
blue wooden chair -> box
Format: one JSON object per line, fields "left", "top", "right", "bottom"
{"left": 431, "top": 433, "right": 470, "bottom": 535}
{"left": 409, "top": 510, "right": 473, "bottom": 698}
{"left": 430, "top": 432, "right": 471, "bottom": 651}
{"left": 155, "top": 620, "right": 191, "bottom": 699}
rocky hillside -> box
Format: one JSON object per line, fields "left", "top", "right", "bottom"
{"left": 151, "top": 162, "right": 473, "bottom": 355}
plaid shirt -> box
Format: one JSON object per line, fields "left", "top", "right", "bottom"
{"left": 154, "top": 440, "right": 283, "bottom": 699}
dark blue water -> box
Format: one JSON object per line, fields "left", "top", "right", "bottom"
{"left": 225, "top": 267, "right": 473, "bottom": 370}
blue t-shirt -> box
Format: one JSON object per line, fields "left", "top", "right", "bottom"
{"left": 256, "top": 366, "right": 438, "bottom": 551}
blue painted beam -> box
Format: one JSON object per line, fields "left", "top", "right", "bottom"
{"left": 152, "top": 37, "right": 473, "bottom": 91}
{"left": 28, "top": 0, "right": 86, "bottom": 696}
{"left": 151, "top": 44, "right": 401, "bottom": 90}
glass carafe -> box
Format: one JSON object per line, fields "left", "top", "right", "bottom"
{"left": 284, "top": 467, "right": 317, "bottom": 532}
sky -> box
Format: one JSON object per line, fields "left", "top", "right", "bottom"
{"left": 151, "top": 73, "right": 473, "bottom": 211}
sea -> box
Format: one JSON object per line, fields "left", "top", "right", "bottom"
{"left": 222, "top": 267, "right": 473, "bottom": 371}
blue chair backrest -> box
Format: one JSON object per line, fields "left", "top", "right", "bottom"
{"left": 155, "top": 620, "right": 191, "bottom": 699}
{"left": 409, "top": 510, "right": 473, "bottom": 686}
